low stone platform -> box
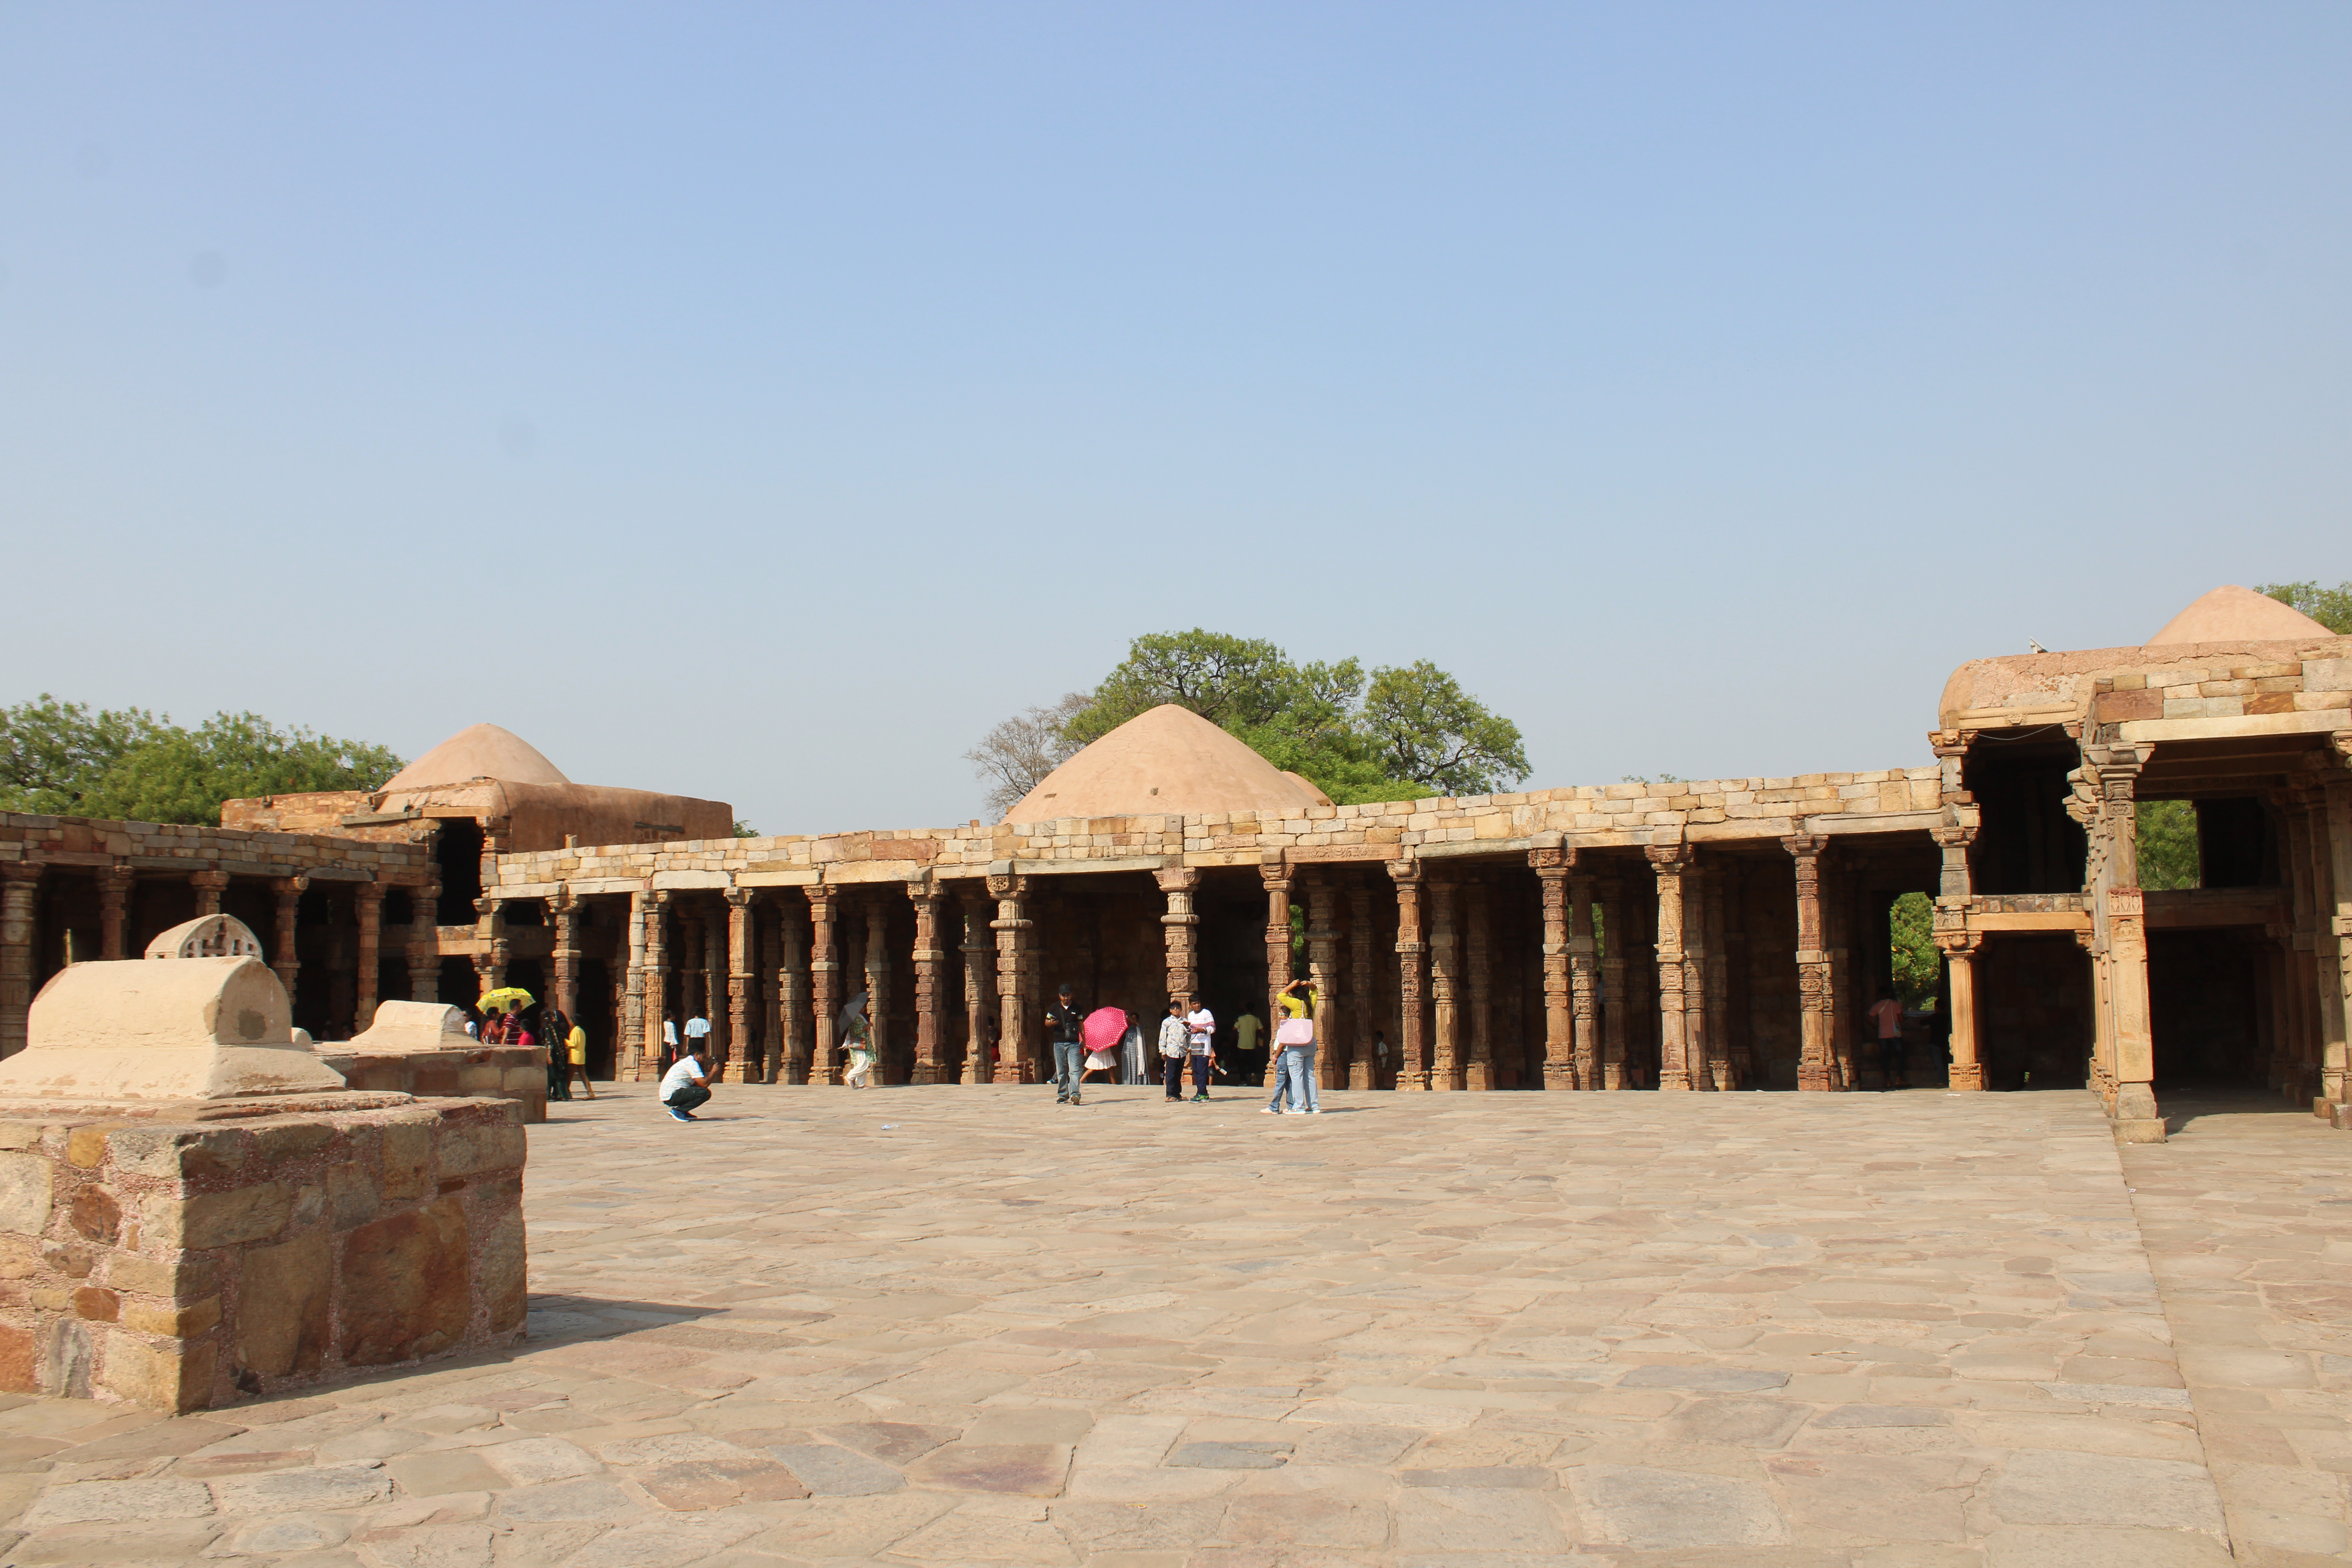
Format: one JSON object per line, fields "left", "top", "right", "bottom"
{"left": 318, "top": 1045, "right": 547, "bottom": 1125}
{"left": 0, "top": 1086, "right": 2340, "bottom": 1565}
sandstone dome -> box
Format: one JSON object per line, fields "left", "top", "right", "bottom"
{"left": 2146, "top": 585, "right": 2332, "bottom": 646}
{"left": 1006, "top": 704, "right": 1330, "bottom": 822}
{"left": 381, "top": 724, "right": 572, "bottom": 791}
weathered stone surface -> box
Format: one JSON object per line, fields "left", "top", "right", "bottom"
{"left": 765, "top": 1442, "right": 906, "bottom": 1495}
{"left": 1986, "top": 1449, "right": 2225, "bottom": 1533}
{"left": 379, "top": 1120, "right": 432, "bottom": 1200}
{"left": 236, "top": 1230, "right": 331, "bottom": 1379}
{"left": 98, "top": 1331, "right": 212, "bottom": 1412}
{"left": 1169, "top": 1440, "right": 1292, "bottom": 1469}
{"left": 0, "top": 1152, "right": 53, "bottom": 1238}
{"left": 338, "top": 1196, "right": 470, "bottom": 1366}
{"left": 478, "top": 1207, "right": 526, "bottom": 1335}
{"left": 20, "top": 1476, "right": 212, "bottom": 1524}
{"left": 153, "top": 1181, "right": 289, "bottom": 1249}
{"left": 1569, "top": 1463, "right": 1789, "bottom": 1548}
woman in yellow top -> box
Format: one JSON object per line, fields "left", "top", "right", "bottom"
{"left": 1265, "top": 976, "right": 1321, "bottom": 1114}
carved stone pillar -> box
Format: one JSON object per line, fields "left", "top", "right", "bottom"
{"left": 1533, "top": 848, "right": 1572, "bottom": 1090}
{"left": 777, "top": 892, "right": 809, "bottom": 1084}
{"left": 1786, "top": 834, "right": 1833, "bottom": 1091}
{"left": 702, "top": 906, "right": 727, "bottom": 1071}
{"left": 190, "top": 869, "right": 228, "bottom": 918}
{"left": 2283, "top": 798, "right": 2321, "bottom": 1100}
{"left": 1390, "top": 858, "right": 1429, "bottom": 1091}
{"left": 100, "top": 864, "right": 133, "bottom": 960}
{"left": 1464, "top": 874, "right": 1494, "bottom": 1091}
{"left": 2324, "top": 769, "right": 2352, "bottom": 1107}
{"left": 1681, "top": 862, "right": 1713, "bottom": 1090}
{"left": 760, "top": 900, "right": 783, "bottom": 1082}
{"left": 1598, "top": 876, "right": 1627, "bottom": 1089}
{"left": 354, "top": 882, "right": 383, "bottom": 1034}
{"left": 1571, "top": 869, "right": 1599, "bottom": 1090}
{"left": 270, "top": 875, "right": 307, "bottom": 1002}
{"left": 1306, "top": 875, "right": 1342, "bottom": 1090}
{"left": 0, "top": 864, "right": 42, "bottom": 1061}
{"left": 2088, "top": 743, "right": 2161, "bottom": 1136}
{"left": 961, "top": 892, "right": 995, "bottom": 1084}
{"left": 1649, "top": 844, "right": 1694, "bottom": 1090}
{"left": 622, "top": 889, "right": 648, "bottom": 1079}
{"left": 408, "top": 880, "right": 441, "bottom": 1006}
{"left": 551, "top": 886, "right": 582, "bottom": 1020}
{"left": 809, "top": 886, "right": 840, "bottom": 1084}
{"left": 909, "top": 881, "right": 946, "bottom": 1085}
{"left": 1428, "top": 875, "right": 1461, "bottom": 1091}
{"left": 1826, "top": 861, "right": 1855, "bottom": 1091}
{"left": 640, "top": 890, "right": 671, "bottom": 1081}
{"left": 1262, "top": 861, "right": 1294, "bottom": 1038}
{"left": 1155, "top": 867, "right": 1201, "bottom": 1005}
{"left": 990, "top": 873, "right": 1033, "bottom": 1083}
{"left": 724, "top": 888, "right": 755, "bottom": 1084}
{"left": 472, "top": 895, "right": 508, "bottom": 1001}
{"left": 1936, "top": 930, "right": 1984, "bottom": 1090}
{"left": 1347, "top": 881, "right": 1377, "bottom": 1090}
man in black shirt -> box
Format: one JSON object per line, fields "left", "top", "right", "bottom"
{"left": 1045, "top": 982, "right": 1088, "bottom": 1106}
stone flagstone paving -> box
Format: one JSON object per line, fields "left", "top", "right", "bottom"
{"left": 0, "top": 1082, "right": 2343, "bottom": 1565}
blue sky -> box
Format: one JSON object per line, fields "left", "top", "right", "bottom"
{"left": 4, "top": 4, "right": 2346, "bottom": 832}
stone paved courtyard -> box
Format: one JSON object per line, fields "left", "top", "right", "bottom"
{"left": 0, "top": 1085, "right": 2345, "bottom": 1567}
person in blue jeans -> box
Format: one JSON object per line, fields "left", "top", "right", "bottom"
{"left": 1045, "top": 983, "right": 1088, "bottom": 1105}
{"left": 1264, "top": 976, "right": 1322, "bottom": 1114}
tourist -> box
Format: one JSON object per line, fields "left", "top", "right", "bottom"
{"left": 543, "top": 1007, "right": 570, "bottom": 1102}
{"left": 564, "top": 1013, "right": 590, "bottom": 1099}
{"left": 1232, "top": 1007, "right": 1264, "bottom": 1085}
{"left": 481, "top": 1009, "right": 506, "bottom": 1045}
{"left": 1158, "top": 997, "right": 1190, "bottom": 1101}
{"left": 1371, "top": 1028, "right": 1390, "bottom": 1086}
{"left": 1081, "top": 1007, "right": 1123, "bottom": 1087}
{"left": 509, "top": 1010, "right": 536, "bottom": 1059}
{"left": 1265, "top": 976, "right": 1321, "bottom": 1114}
{"left": 659, "top": 1041, "right": 712, "bottom": 1121}
{"left": 1045, "top": 983, "right": 1087, "bottom": 1105}
{"left": 1183, "top": 996, "right": 1216, "bottom": 1102}
{"left": 1867, "top": 986, "right": 1906, "bottom": 1090}
{"left": 841, "top": 991, "right": 876, "bottom": 1088}
{"left": 684, "top": 1012, "right": 711, "bottom": 1057}
{"left": 1120, "top": 1011, "right": 1146, "bottom": 1084}
{"left": 660, "top": 1013, "right": 679, "bottom": 1073}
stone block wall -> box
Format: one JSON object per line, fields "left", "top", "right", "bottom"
{"left": 0, "top": 812, "right": 432, "bottom": 882}
{"left": 318, "top": 1045, "right": 547, "bottom": 1123}
{"left": 0, "top": 1094, "right": 526, "bottom": 1412}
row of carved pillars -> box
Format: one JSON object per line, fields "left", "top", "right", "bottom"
{"left": 0, "top": 864, "right": 428, "bottom": 1056}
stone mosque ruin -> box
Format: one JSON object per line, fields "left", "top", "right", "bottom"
{"left": 0, "top": 583, "right": 2347, "bottom": 1171}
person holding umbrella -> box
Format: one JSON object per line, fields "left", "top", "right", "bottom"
{"left": 1080, "top": 1005, "right": 1127, "bottom": 1089}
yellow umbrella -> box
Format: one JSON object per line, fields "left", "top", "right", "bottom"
{"left": 476, "top": 987, "right": 534, "bottom": 1013}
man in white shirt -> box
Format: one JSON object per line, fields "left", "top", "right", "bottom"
{"left": 1183, "top": 1001, "right": 1216, "bottom": 1103}
{"left": 660, "top": 1048, "right": 712, "bottom": 1122}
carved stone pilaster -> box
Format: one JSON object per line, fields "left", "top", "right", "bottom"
{"left": 1262, "top": 860, "right": 1294, "bottom": 1038}
{"left": 408, "top": 879, "right": 441, "bottom": 1006}
{"left": 639, "top": 889, "right": 672, "bottom": 1081}
{"left": 777, "top": 892, "right": 811, "bottom": 1084}
{"left": 1784, "top": 834, "right": 1834, "bottom": 1092}
{"left": 1306, "top": 875, "right": 1342, "bottom": 1090}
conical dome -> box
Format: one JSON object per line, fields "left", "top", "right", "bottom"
{"left": 381, "top": 724, "right": 571, "bottom": 791}
{"left": 2147, "top": 585, "right": 2332, "bottom": 646}
{"left": 1006, "top": 705, "right": 1327, "bottom": 822}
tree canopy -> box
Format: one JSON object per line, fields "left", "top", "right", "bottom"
{"left": 2257, "top": 579, "right": 2352, "bottom": 635}
{"left": 0, "top": 695, "right": 405, "bottom": 826}
{"left": 972, "top": 630, "right": 1530, "bottom": 811}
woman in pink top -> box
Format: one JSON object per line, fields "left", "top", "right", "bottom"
{"left": 1867, "top": 988, "right": 1906, "bottom": 1090}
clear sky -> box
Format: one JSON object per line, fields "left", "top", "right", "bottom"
{"left": 4, "top": 4, "right": 2346, "bottom": 834}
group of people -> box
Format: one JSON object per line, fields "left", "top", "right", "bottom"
{"left": 470, "top": 1003, "right": 590, "bottom": 1103}
{"left": 1039, "top": 976, "right": 1327, "bottom": 1114}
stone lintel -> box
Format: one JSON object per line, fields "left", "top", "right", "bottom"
{"left": 648, "top": 869, "right": 733, "bottom": 891}
{"left": 736, "top": 868, "right": 822, "bottom": 889}
{"left": 1799, "top": 810, "right": 1945, "bottom": 835}
{"left": 2116, "top": 708, "right": 2351, "bottom": 744}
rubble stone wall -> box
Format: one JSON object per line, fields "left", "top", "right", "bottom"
{"left": 0, "top": 1095, "right": 526, "bottom": 1412}
{"left": 318, "top": 1044, "right": 547, "bottom": 1123}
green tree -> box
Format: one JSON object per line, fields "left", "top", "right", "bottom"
{"left": 0, "top": 697, "right": 403, "bottom": 826}
{"left": 2256, "top": 579, "right": 2352, "bottom": 635}
{"left": 1356, "top": 661, "right": 1530, "bottom": 799}
{"left": 1889, "top": 892, "right": 1938, "bottom": 1008}
{"left": 2136, "top": 799, "right": 2200, "bottom": 889}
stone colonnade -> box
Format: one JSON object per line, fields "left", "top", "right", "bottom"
{"left": 526, "top": 835, "right": 1939, "bottom": 1093}
{"left": 0, "top": 858, "right": 434, "bottom": 1056}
